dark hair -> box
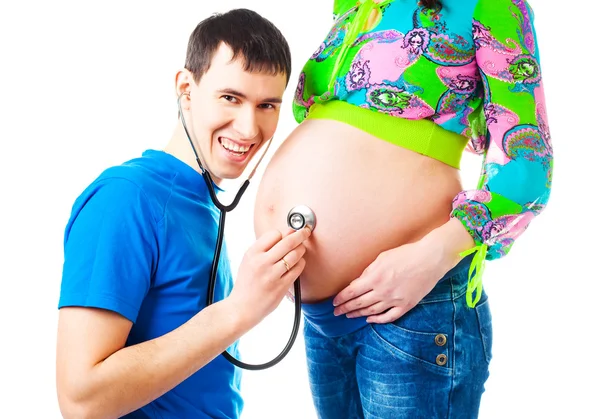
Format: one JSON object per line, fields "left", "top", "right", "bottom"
{"left": 421, "top": 0, "right": 442, "bottom": 11}
{"left": 184, "top": 9, "right": 292, "bottom": 85}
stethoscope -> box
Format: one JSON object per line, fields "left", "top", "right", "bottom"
{"left": 177, "top": 92, "right": 317, "bottom": 370}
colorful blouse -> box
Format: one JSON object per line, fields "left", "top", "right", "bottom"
{"left": 293, "top": 0, "right": 553, "bottom": 306}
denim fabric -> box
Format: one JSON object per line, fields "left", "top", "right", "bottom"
{"left": 302, "top": 259, "right": 492, "bottom": 418}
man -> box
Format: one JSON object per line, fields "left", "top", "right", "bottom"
{"left": 56, "top": 9, "right": 310, "bottom": 418}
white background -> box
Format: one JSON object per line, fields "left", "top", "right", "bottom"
{"left": 1, "top": 0, "right": 598, "bottom": 417}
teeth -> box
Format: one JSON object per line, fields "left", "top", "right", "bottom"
{"left": 220, "top": 137, "right": 250, "bottom": 153}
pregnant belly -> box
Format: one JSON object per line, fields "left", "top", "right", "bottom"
{"left": 254, "top": 118, "right": 463, "bottom": 302}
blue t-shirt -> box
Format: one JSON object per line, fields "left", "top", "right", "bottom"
{"left": 59, "top": 149, "right": 243, "bottom": 418}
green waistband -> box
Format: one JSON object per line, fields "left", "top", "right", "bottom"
{"left": 306, "top": 100, "right": 469, "bottom": 169}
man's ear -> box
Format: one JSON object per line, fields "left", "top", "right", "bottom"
{"left": 175, "top": 69, "right": 194, "bottom": 110}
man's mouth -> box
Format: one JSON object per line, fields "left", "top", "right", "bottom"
{"left": 218, "top": 137, "right": 254, "bottom": 156}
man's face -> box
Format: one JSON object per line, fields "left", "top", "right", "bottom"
{"left": 184, "top": 43, "right": 287, "bottom": 183}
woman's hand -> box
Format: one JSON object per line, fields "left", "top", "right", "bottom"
{"left": 332, "top": 218, "right": 474, "bottom": 323}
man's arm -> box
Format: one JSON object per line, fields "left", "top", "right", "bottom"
{"left": 56, "top": 299, "right": 244, "bottom": 419}
{"left": 56, "top": 227, "right": 310, "bottom": 419}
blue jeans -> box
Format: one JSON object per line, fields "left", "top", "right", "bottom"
{"left": 302, "top": 257, "right": 492, "bottom": 418}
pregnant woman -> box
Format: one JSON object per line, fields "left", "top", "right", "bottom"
{"left": 254, "top": 0, "right": 552, "bottom": 417}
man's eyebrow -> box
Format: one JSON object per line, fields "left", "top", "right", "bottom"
{"left": 217, "top": 88, "right": 282, "bottom": 104}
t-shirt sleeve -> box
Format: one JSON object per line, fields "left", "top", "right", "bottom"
{"left": 58, "top": 178, "right": 159, "bottom": 323}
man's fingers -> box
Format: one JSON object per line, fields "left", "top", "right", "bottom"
{"left": 254, "top": 230, "right": 284, "bottom": 253}
{"left": 277, "top": 244, "right": 307, "bottom": 275}
{"left": 267, "top": 227, "right": 311, "bottom": 263}
{"left": 285, "top": 288, "right": 295, "bottom": 303}
{"left": 281, "top": 258, "right": 306, "bottom": 286}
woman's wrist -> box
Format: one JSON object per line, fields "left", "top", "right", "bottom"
{"left": 421, "top": 217, "right": 476, "bottom": 269}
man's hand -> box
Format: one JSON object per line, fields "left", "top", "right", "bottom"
{"left": 229, "top": 227, "right": 311, "bottom": 328}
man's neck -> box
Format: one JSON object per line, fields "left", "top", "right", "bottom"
{"left": 164, "top": 124, "right": 200, "bottom": 172}
{"left": 163, "top": 124, "right": 222, "bottom": 185}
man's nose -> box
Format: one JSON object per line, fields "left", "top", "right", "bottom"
{"left": 233, "top": 107, "right": 259, "bottom": 140}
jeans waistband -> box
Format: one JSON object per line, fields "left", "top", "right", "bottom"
{"left": 301, "top": 254, "right": 474, "bottom": 338}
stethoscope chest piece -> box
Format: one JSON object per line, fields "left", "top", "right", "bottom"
{"left": 287, "top": 205, "right": 317, "bottom": 232}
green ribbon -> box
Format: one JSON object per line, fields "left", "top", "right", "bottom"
{"left": 327, "top": 0, "right": 393, "bottom": 92}
{"left": 459, "top": 243, "right": 488, "bottom": 308}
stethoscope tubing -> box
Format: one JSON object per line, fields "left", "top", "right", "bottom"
{"left": 177, "top": 92, "right": 302, "bottom": 370}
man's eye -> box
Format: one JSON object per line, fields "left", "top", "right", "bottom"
{"left": 223, "top": 95, "right": 238, "bottom": 103}
{"left": 259, "top": 103, "right": 275, "bottom": 109}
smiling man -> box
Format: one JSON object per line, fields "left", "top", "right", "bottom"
{"left": 56, "top": 9, "right": 311, "bottom": 419}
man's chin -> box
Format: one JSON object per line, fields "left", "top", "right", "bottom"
{"left": 211, "top": 168, "right": 246, "bottom": 183}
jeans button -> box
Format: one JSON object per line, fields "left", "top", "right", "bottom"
{"left": 436, "top": 354, "right": 447, "bottom": 366}
{"left": 435, "top": 334, "right": 447, "bottom": 346}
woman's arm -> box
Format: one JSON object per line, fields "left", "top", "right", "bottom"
{"left": 448, "top": 0, "right": 553, "bottom": 306}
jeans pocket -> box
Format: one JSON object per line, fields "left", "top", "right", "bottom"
{"left": 370, "top": 300, "right": 454, "bottom": 375}
{"left": 475, "top": 298, "right": 493, "bottom": 364}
